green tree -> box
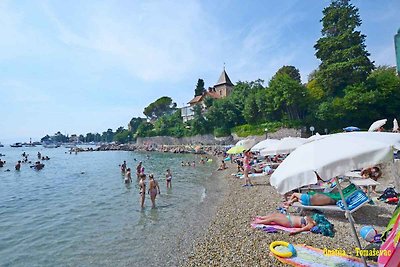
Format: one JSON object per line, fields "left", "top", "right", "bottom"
{"left": 314, "top": 0, "right": 374, "bottom": 97}
{"left": 102, "top": 128, "right": 114, "bottom": 142}
{"left": 229, "top": 79, "right": 264, "bottom": 112}
{"left": 203, "top": 96, "right": 214, "bottom": 108}
{"left": 113, "top": 129, "right": 131, "bottom": 143}
{"left": 143, "top": 96, "right": 177, "bottom": 121}
{"left": 276, "top": 65, "right": 301, "bottom": 83}
{"left": 243, "top": 93, "right": 260, "bottom": 124}
{"left": 129, "top": 117, "right": 145, "bottom": 133}
{"left": 189, "top": 105, "right": 210, "bottom": 135}
{"left": 206, "top": 98, "right": 244, "bottom": 133}
{"left": 41, "top": 135, "right": 51, "bottom": 142}
{"left": 267, "top": 72, "right": 309, "bottom": 121}
{"left": 136, "top": 122, "right": 155, "bottom": 137}
{"left": 194, "top": 79, "right": 205, "bottom": 96}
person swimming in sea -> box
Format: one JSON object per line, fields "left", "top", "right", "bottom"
{"left": 148, "top": 174, "right": 160, "bottom": 208}
{"left": 32, "top": 161, "right": 44, "bottom": 170}
{"left": 166, "top": 169, "right": 172, "bottom": 189}
{"left": 15, "top": 161, "right": 21, "bottom": 171}
{"left": 139, "top": 173, "right": 146, "bottom": 208}
{"left": 124, "top": 168, "right": 132, "bottom": 184}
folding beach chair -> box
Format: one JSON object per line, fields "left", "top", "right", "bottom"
{"left": 293, "top": 185, "right": 369, "bottom": 216}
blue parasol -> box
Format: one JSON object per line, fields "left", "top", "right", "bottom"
{"left": 343, "top": 126, "right": 360, "bottom": 132}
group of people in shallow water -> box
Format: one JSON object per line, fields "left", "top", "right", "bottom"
{"left": 120, "top": 159, "right": 172, "bottom": 209}
{"left": 0, "top": 151, "right": 49, "bottom": 171}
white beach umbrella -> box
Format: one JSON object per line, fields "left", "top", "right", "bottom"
{"left": 270, "top": 132, "right": 400, "bottom": 193}
{"left": 304, "top": 133, "right": 329, "bottom": 144}
{"left": 368, "top": 118, "right": 387, "bottom": 132}
{"left": 259, "top": 137, "right": 307, "bottom": 156}
{"left": 250, "top": 139, "right": 280, "bottom": 152}
{"left": 236, "top": 139, "right": 257, "bottom": 150}
{"left": 270, "top": 131, "right": 400, "bottom": 267}
{"left": 393, "top": 118, "right": 399, "bottom": 132}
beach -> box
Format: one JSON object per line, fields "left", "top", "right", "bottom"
{"left": 184, "top": 162, "right": 397, "bottom": 266}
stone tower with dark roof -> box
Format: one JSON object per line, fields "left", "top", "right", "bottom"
{"left": 213, "top": 67, "right": 234, "bottom": 97}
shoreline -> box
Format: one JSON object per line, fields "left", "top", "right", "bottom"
{"left": 183, "top": 162, "right": 397, "bottom": 266}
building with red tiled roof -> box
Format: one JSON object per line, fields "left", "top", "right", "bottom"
{"left": 182, "top": 68, "right": 234, "bottom": 122}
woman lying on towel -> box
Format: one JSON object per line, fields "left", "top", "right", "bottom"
{"left": 254, "top": 213, "right": 316, "bottom": 235}
{"left": 284, "top": 192, "right": 336, "bottom": 208}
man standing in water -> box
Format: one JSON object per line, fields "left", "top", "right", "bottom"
{"left": 124, "top": 168, "right": 132, "bottom": 184}
{"left": 136, "top": 161, "right": 142, "bottom": 179}
{"left": 120, "top": 160, "right": 127, "bottom": 174}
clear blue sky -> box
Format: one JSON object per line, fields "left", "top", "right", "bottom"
{"left": 0, "top": 0, "right": 399, "bottom": 143}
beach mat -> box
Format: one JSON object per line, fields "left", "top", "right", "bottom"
{"left": 251, "top": 223, "right": 305, "bottom": 233}
{"left": 272, "top": 244, "right": 377, "bottom": 267}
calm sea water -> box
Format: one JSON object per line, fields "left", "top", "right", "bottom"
{"left": 0, "top": 146, "right": 222, "bottom": 266}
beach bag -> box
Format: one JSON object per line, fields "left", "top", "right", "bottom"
{"left": 378, "top": 187, "right": 398, "bottom": 200}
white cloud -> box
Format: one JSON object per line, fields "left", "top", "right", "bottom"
{"left": 41, "top": 1, "right": 221, "bottom": 82}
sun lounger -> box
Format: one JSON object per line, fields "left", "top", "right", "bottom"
{"left": 292, "top": 189, "right": 369, "bottom": 215}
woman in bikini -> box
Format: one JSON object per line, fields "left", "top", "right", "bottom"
{"left": 166, "top": 169, "right": 172, "bottom": 189}
{"left": 254, "top": 213, "right": 316, "bottom": 235}
{"left": 243, "top": 150, "right": 253, "bottom": 187}
{"left": 139, "top": 173, "right": 146, "bottom": 208}
{"left": 148, "top": 174, "right": 161, "bottom": 208}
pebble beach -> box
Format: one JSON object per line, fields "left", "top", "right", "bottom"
{"left": 183, "top": 163, "right": 397, "bottom": 267}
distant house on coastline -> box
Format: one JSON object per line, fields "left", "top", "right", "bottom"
{"left": 182, "top": 68, "right": 234, "bottom": 122}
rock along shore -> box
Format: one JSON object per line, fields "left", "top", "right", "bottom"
{"left": 93, "top": 143, "right": 227, "bottom": 155}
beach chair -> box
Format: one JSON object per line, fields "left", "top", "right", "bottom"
{"left": 293, "top": 186, "right": 369, "bottom": 216}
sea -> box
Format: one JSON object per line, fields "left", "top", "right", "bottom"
{"left": 0, "top": 145, "right": 224, "bottom": 267}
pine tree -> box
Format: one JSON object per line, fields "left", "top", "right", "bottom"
{"left": 314, "top": 0, "right": 374, "bottom": 97}
{"left": 194, "top": 79, "right": 205, "bottom": 96}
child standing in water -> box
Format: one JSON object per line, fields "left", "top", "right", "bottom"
{"left": 166, "top": 169, "right": 172, "bottom": 189}
{"left": 139, "top": 174, "right": 146, "bottom": 208}
{"left": 148, "top": 174, "right": 161, "bottom": 208}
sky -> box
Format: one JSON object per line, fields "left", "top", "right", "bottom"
{"left": 0, "top": 0, "right": 399, "bottom": 143}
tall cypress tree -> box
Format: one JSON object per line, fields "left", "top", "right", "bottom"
{"left": 194, "top": 79, "right": 205, "bottom": 97}
{"left": 314, "top": 0, "right": 374, "bottom": 97}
